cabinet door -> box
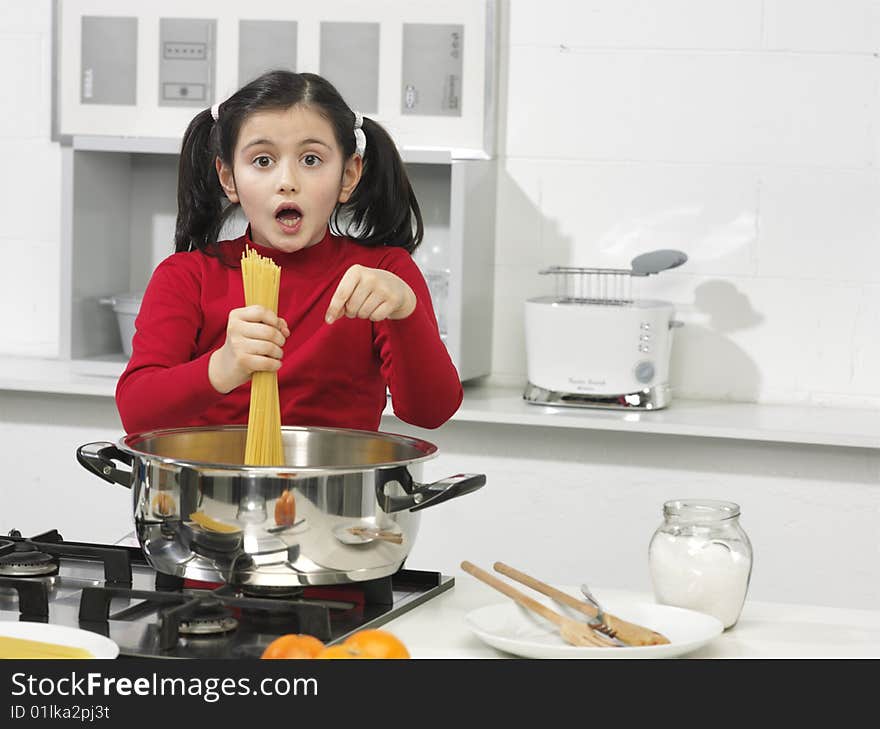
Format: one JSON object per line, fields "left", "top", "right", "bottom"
{"left": 56, "top": 0, "right": 497, "bottom": 158}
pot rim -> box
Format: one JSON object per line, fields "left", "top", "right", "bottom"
{"left": 117, "top": 424, "right": 439, "bottom": 475}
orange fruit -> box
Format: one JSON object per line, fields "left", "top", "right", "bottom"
{"left": 344, "top": 629, "right": 410, "bottom": 658}
{"left": 316, "top": 629, "right": 410, "bottom": 659}
{"left": 314, "top": 645, "right": 368, "bottom": 659}
{"left": 261, "top": 634, "right": 325, "bottom": 659}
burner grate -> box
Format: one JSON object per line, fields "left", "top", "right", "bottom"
{"left": 0, "top": 544, "right": 58, "bottom": 577}
{"left": 2, "top": 529, "right": 453, "bottom": 658}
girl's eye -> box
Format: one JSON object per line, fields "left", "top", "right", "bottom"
{"left": 302, "top": 154, "right": 321, "bottom": 167}
{"left": 253, "top": 155, "right": 273, "bottom": 168}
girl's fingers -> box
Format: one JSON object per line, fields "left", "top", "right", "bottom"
{"left": 325, "top": 265, "right": 363, "bottom": 324}
{"left": 344, "top": 281, "right": 373, "bottom": 318}
{"left": 235, "top": 320, "right": 287, "bottom": 348}
{"left": 356, "top": 292, "right": 385, "bottom": 320}
{"left": 234, "top": 305, "right": 283, "bottom": 329}
{"left": 242, "top": 354, "right": 283, "bottom": 373}
{"left": 277, "top": 317, "right": 290, "bottom": 338}
{"left": 368, "top": 301, "right": 396, "bottom": 322}
{"left": 245, "top": 339, "right": 284, "bottom": 360}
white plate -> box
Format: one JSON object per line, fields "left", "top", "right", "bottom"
{"left": 0, "top": 621, "right": 119, "bottom": 659}
{"left": 465, "top": 597, "right": 723, "bottom": 659}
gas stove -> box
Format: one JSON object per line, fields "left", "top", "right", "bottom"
{"left": 0, "top": 530, "right": 452, "bottom": 658}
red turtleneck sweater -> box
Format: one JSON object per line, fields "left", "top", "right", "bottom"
{"left": 115, "top": 230, "right": 462, "bottom": 434}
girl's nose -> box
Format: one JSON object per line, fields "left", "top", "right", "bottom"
{"left": 277, "top": 162, "right": 298, "bottom": 192}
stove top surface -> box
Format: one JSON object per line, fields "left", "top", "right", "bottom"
{"left": 0, "top": 530, "right": 452, "bottom": 659}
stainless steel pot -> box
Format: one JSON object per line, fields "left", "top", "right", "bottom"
{"left": 77, "top": 426, "right": 485, "bottom": 587}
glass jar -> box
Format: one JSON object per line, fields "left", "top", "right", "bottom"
{"left": 648, "top": 499, "right": 753, "bottom": 629}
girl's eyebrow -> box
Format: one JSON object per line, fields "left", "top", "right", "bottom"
{"left": 300, "top": 138, "right": 331, "bottom": 149}
{"left": 241, "top": 137, "right": 331, "bottom": 152}
{"left": 241, "top": 138, "right": 274, "bottom": 151}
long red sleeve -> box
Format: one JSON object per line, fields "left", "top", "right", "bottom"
{"left": 116, "top": 230, "right": 462, "bottom": 434}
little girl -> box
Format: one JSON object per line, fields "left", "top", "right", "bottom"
{"left": 116, "top": 70, "right": 463, "bottom": 434}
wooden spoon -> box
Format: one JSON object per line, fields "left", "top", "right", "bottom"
{"left": 493, "top": 561, "right": 670, "bottom": 646}
{"left": 461, "top": 561, "right": 616, "bottom": 648}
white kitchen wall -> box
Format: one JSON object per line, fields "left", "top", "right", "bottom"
{"left": 0, "top": 0, "right": 60, "bottom": 357}
{"left": 493, "top": 0, "right": 880, "bottom": 408}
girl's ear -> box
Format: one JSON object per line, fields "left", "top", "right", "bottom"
{"left": 215, "top": 157, "right": 239, "bottom": 203}
{"left": 338, "top": 154, "right": 363, "bottom": 204}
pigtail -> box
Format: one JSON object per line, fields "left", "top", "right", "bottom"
{"left": 337, "top": 117, "right": 424, "bottom": 253}
{"left": 174, "top": 108, "right": 232, "bottom": 254}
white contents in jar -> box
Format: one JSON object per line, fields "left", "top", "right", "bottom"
{"left": 649, "top": 532, "right": 751, "bottom": 629}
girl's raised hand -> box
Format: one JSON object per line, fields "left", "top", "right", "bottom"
{"left": 325, "top": 264, "right": 417, "bottom": 325}
{"left": 208, "top": 305, "right": 290, "bottom": 394}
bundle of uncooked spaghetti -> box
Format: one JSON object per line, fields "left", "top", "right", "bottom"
{"left": 241, "top": 247, "right": 284, "bottom": 466}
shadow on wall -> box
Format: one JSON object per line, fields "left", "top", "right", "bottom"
{"left": 490, "top": 167, "right": 574, "bottom": 380}
{"left": 671, "top": 280, "right": 763, "bottom": 402}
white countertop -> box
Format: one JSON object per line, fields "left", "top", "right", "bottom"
{"left": 447, "top": 382, "right": 880, "bottom": 449}
{"left": 1, "top": 355, "right": 878, "bottom": 449}
{"left": 384, "top": 573, "right": 880, "bottom": 658}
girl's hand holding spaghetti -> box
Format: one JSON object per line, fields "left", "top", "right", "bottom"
{"left": 208, "top": 305, "right": 290, "bottom": 394}
{"left": 325, "top": 264, "right": 416, "bottom": 325}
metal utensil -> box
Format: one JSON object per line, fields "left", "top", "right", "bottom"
{"left": 486, "top": 561, "right": 623, "bottom": 645}
{"left": 485, "top": 561, "right": 669, "bottom": 646}
{"left": 629, "top": 249, "right": 688, "bottom": 276}
{"left": 580, "top": 582, "right": 671, "bottom": 646}
{"left": 461, "top": 561, "right": 616, "bottom": 647}
{"left": 578, "top": 582, "right": 623, "bottom": 644}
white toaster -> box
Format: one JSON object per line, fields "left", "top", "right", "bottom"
{"left": 523, "top": 251, "right": 686, "bottom": 410}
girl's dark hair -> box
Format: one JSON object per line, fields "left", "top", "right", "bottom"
{"left": 175, "top": 70, "right": 423, "bottom": 256}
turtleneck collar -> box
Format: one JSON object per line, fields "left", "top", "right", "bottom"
{"left": 222, "top": 226, "right": 344, "bottom": 276}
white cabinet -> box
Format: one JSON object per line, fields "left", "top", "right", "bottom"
{"left": 56, "top": 0, "right": 497, "bottom": 158}
{"left": 55, "top": 0, "right": 498, "bottom": 382}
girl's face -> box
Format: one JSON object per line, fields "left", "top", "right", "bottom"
{"left": 216, "top": 104, "right": 362, "bottom": 252}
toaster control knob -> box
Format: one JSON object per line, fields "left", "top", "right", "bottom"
{"left": 635, "top": 360, "right": 655, "bottom": 384}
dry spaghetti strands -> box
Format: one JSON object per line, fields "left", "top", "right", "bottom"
{"left": 0, "top": 636, "right": 93, "bottom": 659}
{"left": 241, "top": 247, "right": 285, "bottom": 466}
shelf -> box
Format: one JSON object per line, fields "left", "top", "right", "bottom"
{"left": 1, "top": 356, "right": 877, "bottom": 449}
{"left": 70, "top": 354, "right": 128, "bottom": 378}
{"left": 71, "top": 135, "right": 181, "bottom": 154}
{"left": 0, "top": 356, "right": 120, "bottom": 398}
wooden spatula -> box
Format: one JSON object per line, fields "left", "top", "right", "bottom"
{"left": 460, "top": 561, "right": 617, "bottom": 648}
{"left": 493, "top": 561, "right": 670, "bottom": 646}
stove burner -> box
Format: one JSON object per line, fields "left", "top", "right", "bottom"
{"left": 177, "top": 608, "right": 239, "bottom": 636}
{"left": 237, "top": 584, "right": 305, "bottom": 599}
{"left": 0, "top": 542, "right": 59, "bottom": 577}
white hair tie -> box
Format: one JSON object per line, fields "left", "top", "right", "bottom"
{"left": 210, "top": 102, "right": 220, "bottom": 122}
{"left": 353, "top": 111, "right": 366, "bottom": 157}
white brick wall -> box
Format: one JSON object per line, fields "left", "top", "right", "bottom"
{"left": 1, "top": 0, "right": 879, "bottom": 406}
{"left": 495, "top": 0, "right": 880, "bottom": 407}
{"left": 0, "top": 0, "right": 60, "bottom": 356}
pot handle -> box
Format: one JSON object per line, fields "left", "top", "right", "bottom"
{"left": 381, "top": 473, "right": 486, "bottom": 513}
{"left": 76, "top": 441, "right": 133, "bottom": 489}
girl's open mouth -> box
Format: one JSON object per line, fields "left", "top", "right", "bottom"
{"left": 275, "top": 205, "right": 303, "bottom": 234}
